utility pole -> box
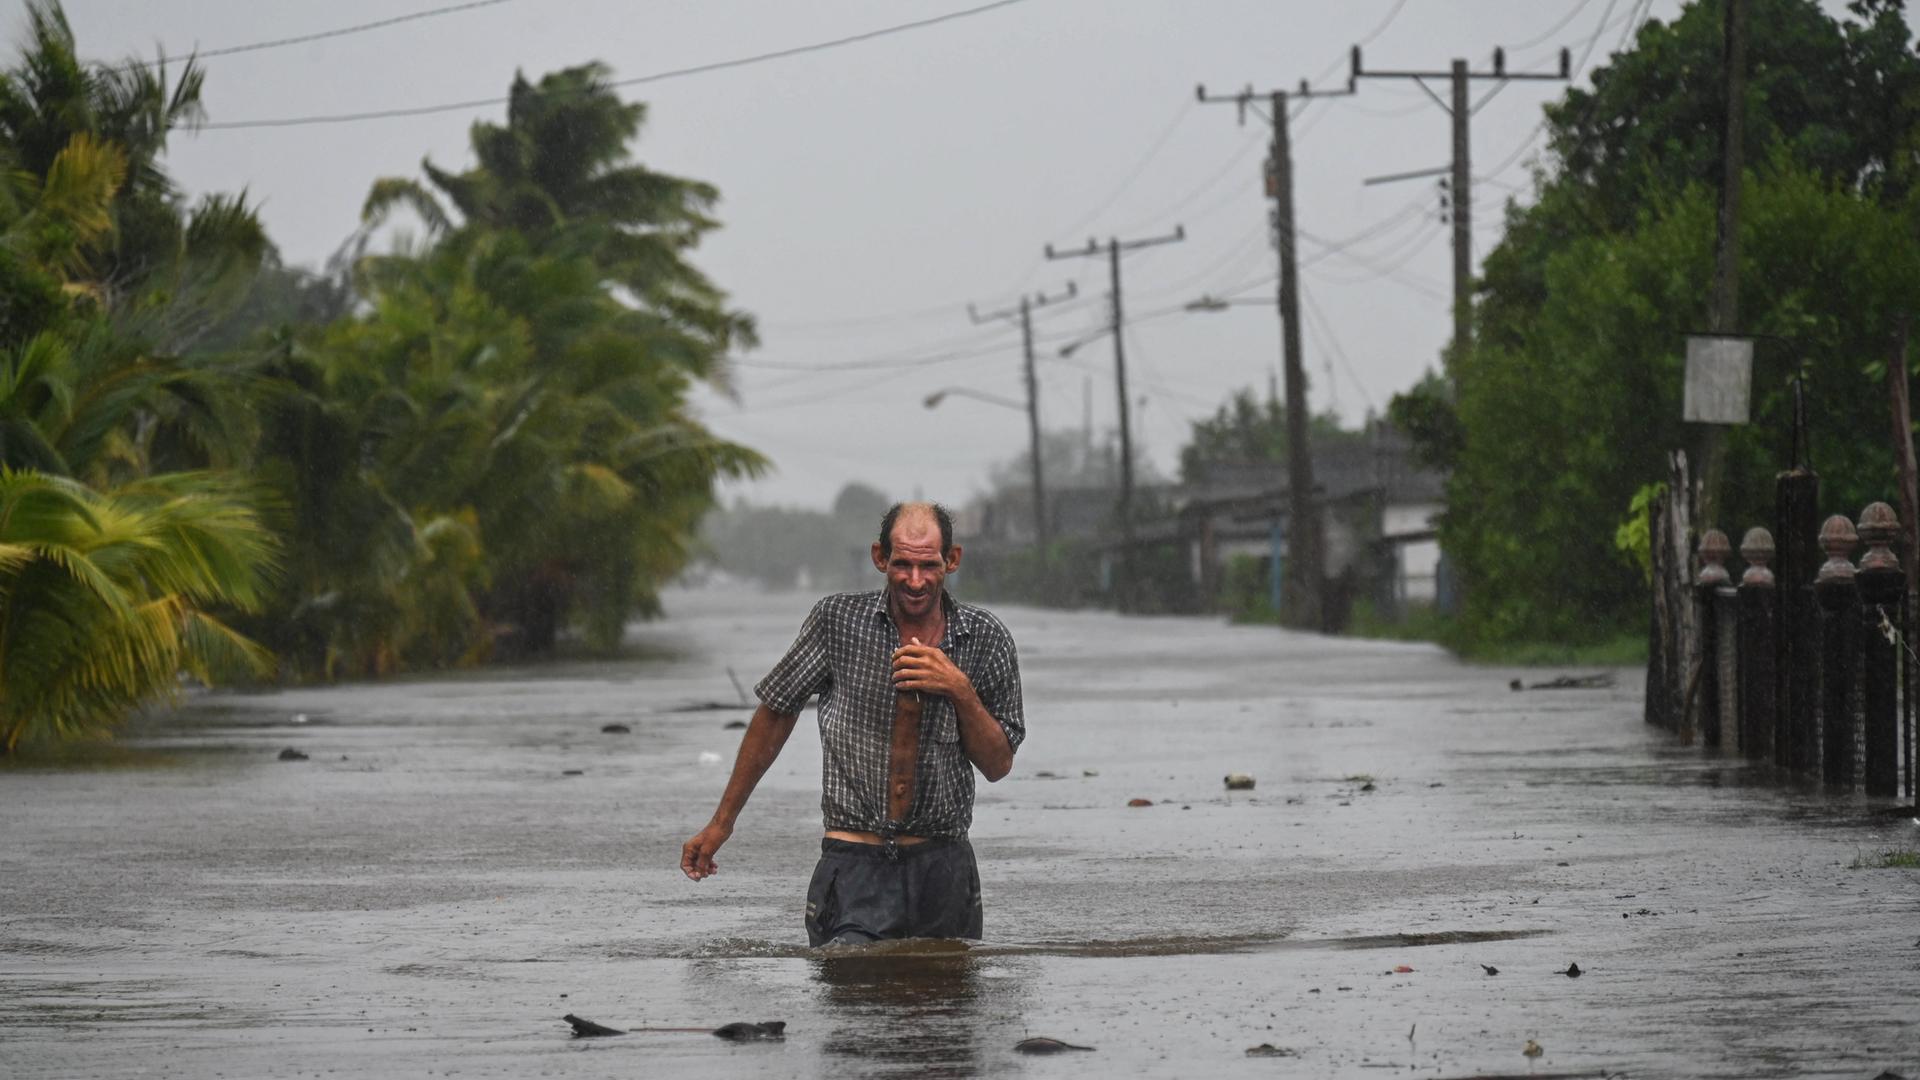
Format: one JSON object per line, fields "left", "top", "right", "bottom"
{"left": 1353, "top": 46, "right": 1570, "bottom": 368}
{"left": 1196, "top": 79, "right": 1353, "bottom": 631}
{"left": 1700, "top": 0, "right": 1748, "bottom": 527}
{"left": 969, "top": 281, "right": 1077, "bottom": 559}
{"left": 1045, "top": 226, "right": 1186, "bottom": 611}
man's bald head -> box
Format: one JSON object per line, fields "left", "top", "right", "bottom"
{"left": 877, "top": 502, "right": 954, "bottom": 560}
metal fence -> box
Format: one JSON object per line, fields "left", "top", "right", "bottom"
{"left": 1647, "top": 464, "right": 1917, "bottom": 803}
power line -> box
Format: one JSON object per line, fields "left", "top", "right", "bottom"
{"left": 1307, "top": 0, "right": 1412, "bottom": 85}
{"left": 1505, "top": 0, "right": 1601, "bottom": 53}
{"left": 1299, "top": 280, "right": 1376, "bottom": 413}
{"left": 1109, "top": 131, "right": 1264, "bottom": 237}
{"left": 117, "top": 0, "right": 516, "bottom": 70}
{"left": 1050, "top": 100, "right": 1194, "bottom": 243}
{"left": 1479, "top": 0, "right": 1636, "bottom": 186}
{"left": 727, "top": 330, "right": 1018, "bottom": 375}
{"left": 1298, "top": 226, "right": 1449, "bottom": 300}
{"left": 197, "top": 0, "right": 1033, "bottom": 130}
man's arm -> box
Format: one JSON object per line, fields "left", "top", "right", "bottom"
{"left": 680, "top": 703, "right": 800, "bottom": 880}
{"left": 891, "top": 643, "right": 1014, "bottom": 782}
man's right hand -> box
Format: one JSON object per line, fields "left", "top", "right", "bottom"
{"left": 681, "top": 822, "right": 732, "bottom": 881}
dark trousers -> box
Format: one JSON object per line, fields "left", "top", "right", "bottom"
{"left": 805, "top": 837, "right": 983, "bottom": 947}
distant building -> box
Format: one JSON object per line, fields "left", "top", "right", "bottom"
{"left": 955, "top": 423, "right": 1446, "bottom": 626}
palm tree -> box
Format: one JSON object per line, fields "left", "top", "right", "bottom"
{"left": 0, "top": 0, "right": 270, "bottom": 338}
{"left": 0, "top": 467, "right": 277, "bottom": 754}
{"left": 345, "top": 68, "right": 765, "bottom": 654}
{"left": 361, "top": 61, "right": 757, "bottom": 373}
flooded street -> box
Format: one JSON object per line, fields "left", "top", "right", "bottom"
{"left": 3, "top": 586, "right": 1917, "bottom": 1078}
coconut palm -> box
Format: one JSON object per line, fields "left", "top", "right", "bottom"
{"left": 0, "top": 0, "right": 270, "bottom": 343}
{"left": 0, "top": 467, "right": 277, "bottom": 754}
{"left": 344, "top": 70, "right": 765, "bottom": 655}
{"left": 360, "top": 61, "right": 756, "bottom": 373}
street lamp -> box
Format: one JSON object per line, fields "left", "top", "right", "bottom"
{"left": 923, "top": 387, "right": 1026, "bottom": 412}
{"left": 1186, "top": 291, "right": 1323, "bottom": 629}
{"left": 1058, "top": 327, "right": 1112, "bottom": 359}
{"left": 1184, "top": 294, "right": 1277, "bottom": 312}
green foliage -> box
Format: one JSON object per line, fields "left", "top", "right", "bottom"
{"left": 245, "top": 59, "right": 764, "bottom": 672}
{"left": 1849, "top": 847, "right": 1920, "bottom": 869}
{"left": 1451, "top": 0, "right": 1920, "bottom": 647}
{"left": 1178, "top": 387, "right": 1363, "bottom": 483}
{"left": 1386, "top": 370, "right": 1461, "bottom": 471}
{"left": 1615, "top": 483, "right": 1665, "bottom": 585}
{"left": 0, "top": 468, "right": 276, "bottom": 753}
{"left": 0, "top": 4, "right": 758, "bottom": 749}
{"left": 1215, "top": 553, "right": 1279, "bottom": 623}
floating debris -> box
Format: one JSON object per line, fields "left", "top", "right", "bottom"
{"left": 1480, "top": 963, "right": 1499, "bottom": 976}
{"left": 277, "top": 748, "right": 308, "bottom": 761}
{"left": 1523, "top": 1038, "right": 1544, "bottom": 1058}
{"left": 562, "top": 769, "right": 584, "bottom": 776}
{"left": 1244, "top": 1043, "right": 1297, "bottom": 1057}
{"left": 1015, "top": 1037, "right": 1094, "bottom": 1054}
{"left": 1560, "top": 962, "right": 1583, "bottom": 978}
{"left": 1510, "top": 673, "right": 1615, "bottom": 691}
{"left": 1224, "top": 773, "right": 1255, "bottom": 790}
{"left": 698, "top": 751, "right": 723, "bottom": 764}
{"left": 601, "top": 723, "right": 631, "bottom": 734}
{"left": 564, "top": 1014, "right": 624, "bottom": 1037}
{"left": 562, "top": 1015, "right": 786, "bottom": 1040}
{"left": 713, "top": 1021, "right": 785, "bottom": 1041}
{"left": 723, "top": 720, "right": 747, "bottom": 730}
{"left": 1127, "top": 798, "right": 1154, "bottom": 808}
{"left": 1082, "top": 768, "right": 1100, "bottom": 777}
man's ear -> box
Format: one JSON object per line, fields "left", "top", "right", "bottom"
{"left": 945, "top": 544, "right": 962, "bottom": 572}
{"left": 871, "top": 542, "right": 887, "bottom": 573}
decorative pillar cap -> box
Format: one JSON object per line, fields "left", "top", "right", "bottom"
{"left": 1858, "top": 501, "right": 1902, "bottom": 576}
{"left": 1695, "top": 529, "right": 1732, "bottom": 588}
{"left": 1739, "top": 526, "right": 1775, "bottom": 587}
{"left": 1815, "top": 514, "right": 1858, "bottom": 587}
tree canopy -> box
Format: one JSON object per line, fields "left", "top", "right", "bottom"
{"left": 0, "top": 4, "right": 761, "bottom": 749}
{"left": 1412, "top": 0, "right": 1920, "bottom": 644}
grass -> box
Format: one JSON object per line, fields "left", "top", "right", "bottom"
{"left": 1344, "top": 601, "right": 1648, "bottom": 668}
{"left": 1849, "top": 848, "right": 1920, "bottom": 869}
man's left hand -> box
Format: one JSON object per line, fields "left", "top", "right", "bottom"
{"left": 891, "top": 640, "right": 973, "bottom": 700}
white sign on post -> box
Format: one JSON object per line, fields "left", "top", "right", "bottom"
{"left": 1683, "top": 335, "right": 1752, "bottom": 424}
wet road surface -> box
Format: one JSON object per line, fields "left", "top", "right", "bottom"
{"left": 2, "top": 587, "right": 1917, "bottom": 1078}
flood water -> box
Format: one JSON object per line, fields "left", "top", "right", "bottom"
{"left": 3, "top": 587, "right": 1917, "bottom": 1078}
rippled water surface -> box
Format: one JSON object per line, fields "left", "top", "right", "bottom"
{"left": 2, "top": 587, "right": 1916, "bottom": 1078}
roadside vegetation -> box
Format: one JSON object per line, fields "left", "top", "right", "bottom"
{"left": 1393, "top": 0, "right": 1920, "bottom": 653}
{"left": 0, "top": 2, "right": 756, "bottom": 753}
{"left": 1849, "top": 848, "right": 1920, "bottom": 869}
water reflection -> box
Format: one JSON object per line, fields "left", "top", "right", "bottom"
{"left": 810, "top": 944, "right": 1010, "bottom": 1079}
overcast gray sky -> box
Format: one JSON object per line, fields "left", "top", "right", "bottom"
{"left": 50, "top": 0, "right": 1736, "bottom": 509}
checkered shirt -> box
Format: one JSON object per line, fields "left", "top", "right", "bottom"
{"left": 755, "top": 589, "right": 1025, "bottom": 839}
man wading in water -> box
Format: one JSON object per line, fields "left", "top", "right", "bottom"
{"left": 680, "top": 502, "right": 1025, "bottom": 945}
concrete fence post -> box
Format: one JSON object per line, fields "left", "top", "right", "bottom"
{"left": 1695, "top": 530, "right": 1733, "bottom": 748}
{"left": 1856, "top": 502, "right": 1903, "bottom": 797}
{"left": 1737, "top": 527, "right": 1777, "bottom": 763}
{"left": 1776, "top": 468, "right": 1821, "bottom": 771}
{"left": 1815, "top": 515, "right": 1861, "bottom": 787}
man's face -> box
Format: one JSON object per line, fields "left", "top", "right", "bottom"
{"left": 872, "top": 513, "right": 960, "bottom": 621}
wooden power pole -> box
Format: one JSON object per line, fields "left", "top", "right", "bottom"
{"left": 969, "top": 281, "right": 1077, "bottom": 559}
{"left": 1195, "top": 80, "right": 1354, "bottom": 629}
{"left": 1045, "top": 226, "right": 1186, "bottom": 611}
{"left": 1699, "top": 0, "right": 1748, "bottom": 528}
{"left": 1352, "top": 47, "right": 1570, "bottom": 369}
